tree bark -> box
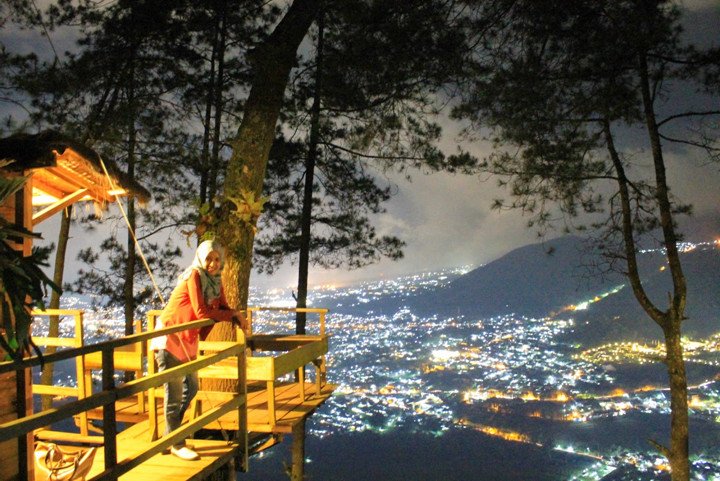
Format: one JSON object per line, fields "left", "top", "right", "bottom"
{"left": 291, "top": 418, "right": 306, "bottom": 481}
{"left": 664, "top": 321, "right": 690, "bottom": 481}
{"left": 636, "top": 40, "right": 689, "bottom": 480}
{"left": 208, "top": 0, "right": 318, "bottom": 390}
{"left": 200, "top": 25, "right": 217, "bottom": 206}
{"left": 123, "top": 54, "right": 138, "bottom": 386}
{"left": 218, "top": 0, "right": 319, "bottom": 306}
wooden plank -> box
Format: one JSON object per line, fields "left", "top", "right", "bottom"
{"left": 85, "top": 350, "right": 143, "bottom": 371}
{"left": 31, "top": 384, "right": 78, "bottom": 396}
{"left": 272, "top": 337, "right": 328, "bottom": 378}
{"left": 87, "top": 437, "right": 239, "bottom": 481}
{"left": 0, "top": 318, "right": 218, "bottom": 374}
{"left": 246, "top": 356, "right": 274, "bottom": 381}
{"left": 85, "top": 397, "right": 244, "bottom": 480}
{"left": 248, "top": 334, "right": 326, "bottom": 352}
{"left": 31, "top": 188, "right": 88, "bottom": 225}
{"left": 244, "top": 336, "right": 328, "bottom": 382}
{"left": 0, "top": 347, "right": 241, "bottom": 442}
{"left": 198, "top": 356, "right": 244, "bottom": 380}
{"left": 247, "top": 385, "right": 335, "bottom": 433}
{"left": 199, "top": 341, "right": 238, "bottom": 352}
{"left": 34, "top": 430, "right": 104, "bottom": 445}
{"left": 31, "top": 337, "right": 78, "bottom": 348}
{"left": 31, "top": 308, "right": 84, "bottom": 316}
{"left": 86, "top": 398, "right": 149, "bottom": 424}
{"left": 30, "top": 175, "right": 69, "bottom": 202}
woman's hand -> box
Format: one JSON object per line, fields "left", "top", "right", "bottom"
{"left": 232, "top": 310, "right": 248, "bottom": 330}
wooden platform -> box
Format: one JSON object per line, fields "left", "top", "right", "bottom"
{"left": 82, "top": 381, "right": 336, "bottom": 435}
{"left": 15, "top": 311, "right": 336, "bottom": 480}
{"left": 52, "top": 380, "right": 336, "bottom": 480}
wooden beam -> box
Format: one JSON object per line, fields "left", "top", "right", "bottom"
{"left": 34, "top": 430, "right": 104, "bottom": 445}
{"left": 46, "top": 165, "right": 112, "bottom": 204}
{"left": 29, "top": 177, "right": 67, "bottom": 203}
{"left": 31, "top": 188, "right": 88, "bottom": 225}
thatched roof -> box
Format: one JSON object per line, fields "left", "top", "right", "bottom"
{"left": 0, "top": 131, "right": 151, "bottom": 224}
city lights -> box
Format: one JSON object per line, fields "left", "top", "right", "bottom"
{"left": 32, "top": 244, "right": 720, "bottom": 481}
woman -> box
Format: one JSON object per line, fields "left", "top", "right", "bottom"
{"left": 151, "top": 239, "right": 246, "bottom": 461}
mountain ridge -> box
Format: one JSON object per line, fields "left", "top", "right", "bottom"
{"left": 413, "top": 235, "right": 719, "bottom": 345}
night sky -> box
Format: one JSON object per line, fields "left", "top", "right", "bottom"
{"left": 2, "top": 0, "right": 719, "bottom": 290}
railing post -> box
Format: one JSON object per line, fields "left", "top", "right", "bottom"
{"left": 75, "top": 310, "right": 89, "bottom": 436}
{"left": 15, "top": 366, "right": 29, "bottom": 481}
{"left": 147, "top": 311, "right": 158, "bottom": 441}
{"left": 102, "top": 349, "right": 117, "bottom": 476}
{"left": 236, "top": 334, "right": 248, "bottom": 472}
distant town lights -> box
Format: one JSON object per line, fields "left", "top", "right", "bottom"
{"left": 431, "top": 349, "right": 460, "bottom": 361}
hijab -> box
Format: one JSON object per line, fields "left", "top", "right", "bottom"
{"left": 179, "top": 239, "right": 224, "bottom": 302}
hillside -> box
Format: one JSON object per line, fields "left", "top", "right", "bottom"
{"left": 420, "top": 236, "right": 631, "bottom": 318}
{"left": 569, "top": 245, "right": 720, "bottom": 345}
{"left": 417, "top": 236, "right": 719, "bottom": 345}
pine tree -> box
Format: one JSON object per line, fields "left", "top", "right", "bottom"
{"left": 452, "top": 1, "right": 720, "bottom": 479}
{"left": 252, "top": 1, "right": 473, "bottom": 332}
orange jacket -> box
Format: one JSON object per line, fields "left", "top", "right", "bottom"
{"left": 160, "top": 269, "right": 234, "bottom": 362}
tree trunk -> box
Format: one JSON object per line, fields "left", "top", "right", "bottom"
{"left": 664, "top": 320, "right": 690, "bottom": 481}
{"left": 123, "top": 55, "right": 138, "bottom": 376}
{"left": 290, "top": 418, "right": 306, "bottom": 481}
{"left": 209, "top": 0, "right": 318, "bottom": 393}
{"left": 209, "top": 0, "right": 227, "bottom": 205}
{"left": 636, "top": 46, "right": 689, "bottom": 481}
{"left": 296, "top": 12, "right": 324, "bottom": 335}
{"left": 200, "top": 28, "right": 216, "bottom": 206}
{"left": 40, "top": 205, "right": 72, "bottom": 411}
{"left": 219, "top": 0, "right": 319, "bottom": 306}
{"left": 124, "top": 196, "right": 136, "bottom": 337}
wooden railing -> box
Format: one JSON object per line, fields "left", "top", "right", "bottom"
{"left": 0, "top": 318, "right": 247, "bottom": 481}
{"left": 245, "top": 307, "right": 330, "bottom": 429}
{"left": 29, "top": 309, "right": 91, "bottom": 435}
{"left": 247, "top": 306, "right": 328, "bottom": 336}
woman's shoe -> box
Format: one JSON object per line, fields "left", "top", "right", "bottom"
{"left": 170, "top": 445, "right": 200, "bottom": 461}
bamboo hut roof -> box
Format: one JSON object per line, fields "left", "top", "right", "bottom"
{"left": 0, "top": 131, "right": 151, "bottom": 224}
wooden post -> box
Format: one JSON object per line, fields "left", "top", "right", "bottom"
{"left": 15, "top": 367, "right": 29, "bottom": 481}
{"left": 267, "top": 381, "right": 276, "bottom": 427}
{"left": 75, "top": 310, "right": 89, "bottom": 436}
{"left": 102, "top": 349, "right": 117, "bottom": 475}
{"left": 147, "top": 311, "right": 159, "bottom": 441}
{"left": 236, "top": 327, "right": 248, "bottom": 472}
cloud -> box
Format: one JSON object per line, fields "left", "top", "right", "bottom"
{"left": 677, "top": 0, "right": 720, "bottom": 12}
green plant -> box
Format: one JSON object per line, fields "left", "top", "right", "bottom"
{"left": 184, "top": 190, "right": 269, "bottom": 245}
{"left": 0, "top": 161, "right": 60, "bottom": 362}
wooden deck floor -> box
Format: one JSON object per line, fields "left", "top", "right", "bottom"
{"left": 74, "top": 381, "right": 335, "bottom": 480}
{"left": 53, "top": 380, "right": 335, "bottom": 480}
{"left": 85, "top": 419, "right": 241, "bottom": 481}
{"left": 246, "top": 381, "right": 335, "bottom": 433}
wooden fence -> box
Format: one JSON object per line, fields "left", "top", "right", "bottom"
{"left": 0, "top": 318, "right": 247, "bottom": 481}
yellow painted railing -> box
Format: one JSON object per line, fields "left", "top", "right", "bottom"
{"left": 245, "top": 307, "right": 330, "bottom": 428}
{"left": 29, "top": 309, "right": 90, "bottom": 436}
{"left": 0, "top": 318, "right": 247, "bottom": 481}
{"left": 247, "top": 306, "right": 328, "bottom": 336}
